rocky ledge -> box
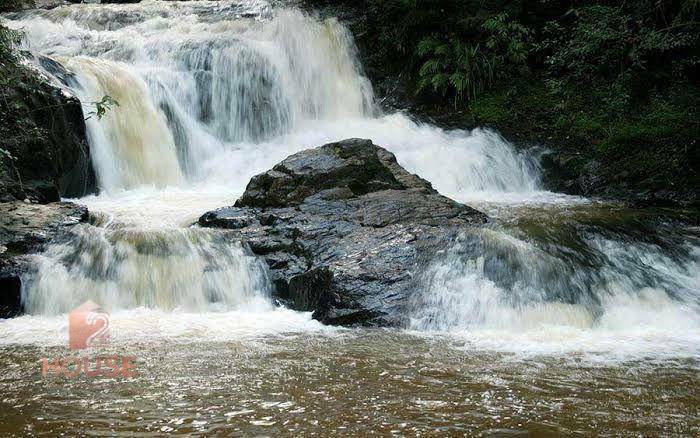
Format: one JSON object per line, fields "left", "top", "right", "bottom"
{"left": 200, "top": 138, "right": 487, "bottom": 326}
{"left": 0, "top": 201, "right": 88, "bottom": 317}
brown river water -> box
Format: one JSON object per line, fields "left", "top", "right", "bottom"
{"left": 1, "top": 333, "right": 698, "bottom": 436}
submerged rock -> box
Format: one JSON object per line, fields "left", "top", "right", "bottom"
{"left": 0, "top": 201, "right": 88, "bottom": 318}
{"left": 200, "top": 138, "right": 487, "bottom": 326}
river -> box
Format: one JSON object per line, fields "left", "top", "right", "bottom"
{"left": 1, "top": 1, "right": 698, "bottom": 435}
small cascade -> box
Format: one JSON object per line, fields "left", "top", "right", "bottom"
{"left": 65, "top": 57, "right": 184, "bottom": 190}
{"left": 409, "top": 217, "right": 700, "bottom": 333}
{"left": 21, "top": 216, "right": 271, "bottom": 315}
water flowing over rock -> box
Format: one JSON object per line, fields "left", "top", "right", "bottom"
{"left": 5, "top": 3, "right": 374, "bottom": 193}
{"left": 2, "top": 0, "right": 697, "bottom": 361}
{"left": 200, "top": 138, "right": 488, "bottom": 326}
{"left": 0, "top": 201, "right": 88, "bottom": 317}
{"left": 0, "top": 3, "right": 698, "bottom": 433}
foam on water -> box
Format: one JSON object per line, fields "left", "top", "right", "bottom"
{"left": 0, "top": 307, "right": 333, "bottom": 348}
{"left": 408, "top": 227, "right": 700, "bottom": 359}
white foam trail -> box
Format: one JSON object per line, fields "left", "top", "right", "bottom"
{"left": 74, "top": 185, "right": 237, "bottom": 229}
{"left": 0, "top": 307, "right": 334, "bottom": 347}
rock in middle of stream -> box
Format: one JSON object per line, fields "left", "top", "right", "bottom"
{"left": 200, "top": 138, "right": 487, "bottom": 326}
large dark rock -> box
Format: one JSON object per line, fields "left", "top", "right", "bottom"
{"left": 200, "top": 139, "right": 487, "bottom": 326}
{"left": 0, "top": 201, "right": 88, "bottom": 317}
{"left": 0, "top": 55, "right": 96, "bottom": 204}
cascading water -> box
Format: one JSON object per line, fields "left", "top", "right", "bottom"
{"left": 408, "top": 211, "right": 700, "bottom": 353}
{"left": 1, "top": 2, "right": 699, "bottom": 434}
{"left": 11, "top": 1, "right": 375, "bottom": 192}
{"left": 66, "top": 57, "right": 184, "bottom": 189}
{"left": 23, "top": 214, "right": 271, "bottom": 316}
{"left": 4, "top": 0, "right": 381, "bottom": 320}
{"left": 2, "top": 1, "right": 698, "bottom": 357}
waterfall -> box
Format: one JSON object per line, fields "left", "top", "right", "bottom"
{"left": 64, "top": 57, "right": 184, "bottom": 190}
{"left": 9, "top": 1, "right": 375, "bottom": 192}
{"left": 4, "top": 1, "right": 382, "bottom": 315}
{"left": 6, "top": 0, "right": 538, "bottom": 198}
{"left": 5, "top": 0, "right": 696, "bottom": 351}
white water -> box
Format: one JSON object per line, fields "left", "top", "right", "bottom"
{"left": 2, "top": 0, "right": 699, "bottom": 359}
{"left": 409, "top": 226, "right": 700, "bottom": 358}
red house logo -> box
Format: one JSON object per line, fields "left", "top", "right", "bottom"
{"left": 41, "top": 301, "right": 136, "bottom": 378}
{"left": 69, "top": 300, "right": 110, "bottom": 350}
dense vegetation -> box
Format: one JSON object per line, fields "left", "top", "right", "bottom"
{"left": 308, "top": 0, "right": 699, "bottom": 203}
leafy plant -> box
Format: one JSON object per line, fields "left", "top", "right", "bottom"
{"left": 482, "top": 12, "right": 530, "bottom": 72}
{"left": 416, "top": 37, "right": 494, "bottom": 105}
{"left": 415, "top": 13, "right": 529, "bottom": 105}
{"left": 539, "top": 1, "right": 699, "bottom": 111}
{"left": 86, "top": 95, "right": 119, "bottom": 120}
{"left": 0, "top": 23, "right": 21, "bottom": 64}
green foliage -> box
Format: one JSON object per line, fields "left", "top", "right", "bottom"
{"left": 416, "top": 37, "right": 493, "bottom": 105}
{"left": 0, "top": 22, "right": 21, "bottom": 62}
{"left": 86, "top": 95, "right": 120, "bottom": 120}
{"left": 337, "top": 0, "right": 697, "bottom": 114}
{"left": 0, "top": 147, "right": 15, "bottom": 164}
{"left": 539, "top": 6, "right": 633, "bottom": 81}
{"left": 482, "top": 12, "right": 530, "bottom": 71}
{"left": 415, "top": 12, "right": 528, "bottom": 104}
{"left": 539, "top": 1, "right": 699, "bottom": 110}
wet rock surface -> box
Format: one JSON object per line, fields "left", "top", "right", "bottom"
{"left": 200, "top": 139, "right": 487, "bottom": 326}
{"left": 0, "top": 201, "right": 88, "bottom": 317}
{"left": 0, "top": 54, "right": 96, "bottom": 204}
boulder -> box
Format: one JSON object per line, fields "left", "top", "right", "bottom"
{"left": 0, "top": 201, "right": 88, "bottom": 317}
{"left": 200, "top": 138, "right": 487, "bottom": 326}
{"left": 0, "top": 54, "right": 96, "bottom": 204}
